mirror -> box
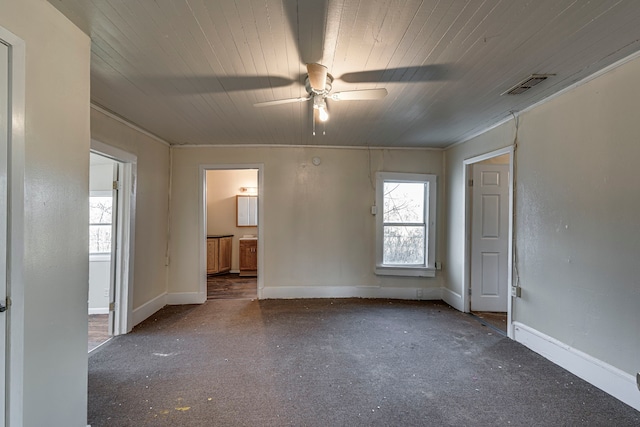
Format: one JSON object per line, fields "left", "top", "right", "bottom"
{"left": 237, "top": 195, "right": 258, "bottom": 227}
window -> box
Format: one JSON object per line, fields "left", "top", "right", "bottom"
{"left": 375, "top": 172, "right": 436, "bottom": 277}
{"left": 90, "top": 192, "right": 113, "bottom": 254}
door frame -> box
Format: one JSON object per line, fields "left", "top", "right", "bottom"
{"left": 199, "top": 164, "right": 264, "bottom": 299}
{"left": 90, "top": 139, "right": 137, "bottom": 335}
{"left": 462, "top": 146, "right": 514, "bottom": 338}
{"left": 0, "top": 25, "right": 26, "bottom": 427}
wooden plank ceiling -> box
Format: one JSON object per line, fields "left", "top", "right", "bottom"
{"left": 49, "top": 0, "right": 640, "bottom": 148}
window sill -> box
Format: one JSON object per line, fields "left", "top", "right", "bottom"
{"left": 90, "top": 253, "right": 111, "bottom": 262}
{"left": 375, "top": 266, "right": 436, "bottom": 278}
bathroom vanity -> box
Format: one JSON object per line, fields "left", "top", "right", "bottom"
{"left": 239, "top": 237, "right": 257, "bottom": 277}
{"left": 207, "top": 235, "right": 233, "bottom": 275}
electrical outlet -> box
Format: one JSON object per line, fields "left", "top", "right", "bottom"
{"left": 103, "top": 289, "right": 109, "bottom": 297}
{"left": 511, "top": 286, "right": 522, "bottom": 298}
{"left": 416, "top": 289, "right": 423, "bottom": 299}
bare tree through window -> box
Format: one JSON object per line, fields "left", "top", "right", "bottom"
{"left": 383, "top": 182, "right": 426, "bottom": 265}
{"left": 90, "top": 196, "right": 113, "bottom": 253}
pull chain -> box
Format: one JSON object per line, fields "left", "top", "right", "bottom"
{"left": 312, "top": 110, "right": 316, "bottom": 136}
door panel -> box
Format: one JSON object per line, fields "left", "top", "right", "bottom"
{"left": 480, "top": 252, "right": 500, "bottom": 295}
{"left": 108, "top": 163, "right": 119, "bottom": 336}
{"left": 0, "top": 41, "right": 9, "bottom": 426}
{"left": 471, "top": 164, "right": 509, "bottom": 312}
{"left": 481, "top": 194, "right": 500, "bottom": 237}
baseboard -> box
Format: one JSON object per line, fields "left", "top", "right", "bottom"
{"left": 132, "top": 292, "right": 167, "bottom": 327}
{"left": 442, "top": 287, "right": 463, "bottom": 311}
{"left": 513, "top": 322, "right": 640, "bottom": 411}
{"left": 88, "top": 308, "right": 109, "bottom": 315}
{"left": 260, "top": 286, "right": 442, "bottom": 300}
{"left": 166, "top": 292, "right": 206, "bottom": 305}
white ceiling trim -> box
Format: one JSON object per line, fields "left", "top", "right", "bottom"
{"left": 173, "top": 143, "right": 443, "bottom": 151}
{"left": 91, "top": 103, "right": 171, "bottom": 147}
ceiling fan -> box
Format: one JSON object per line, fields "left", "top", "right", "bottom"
{"left": 254, "top": 63, "right": 388, "bottom": 134}
{"left": 247, "top": 1, "right": 448, "bottom": 136}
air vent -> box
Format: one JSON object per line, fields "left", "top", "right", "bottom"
{"left": 502, "top": 74, "right": 555, "bottom": 95}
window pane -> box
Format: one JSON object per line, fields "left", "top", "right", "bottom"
{"left": 90, "top": 196, "right": 113, "bottom": 224}
{"left": 383, "top": 182, "right": 424, "bottom": 223}
{"left": 383, "top": 225, "right": 425, "bottom": 265}
{"left": 90, "top": 225, "right": 112, "bottom": 253}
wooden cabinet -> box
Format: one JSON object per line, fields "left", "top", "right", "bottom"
{"left": 218, "top": 236, "right": 232, "bottom": 272}
{"left": 207, "top": 235, "right": 233, "bottom": 275}
{"left": 206, "top": 238, "right": 219, "bottom": 274}
{"left": 239, "top": 238, "right": 257, "bottom": 276}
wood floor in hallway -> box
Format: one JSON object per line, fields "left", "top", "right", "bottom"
{"left": 207, "top": 273, "right": 257, "bottom": 300}
{"left": 88, "top": 314, "right": 110, "bottom": 352}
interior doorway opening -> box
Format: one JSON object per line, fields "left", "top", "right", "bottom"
{"left": 0, "top": 37, "right": 10, "bottom": 427}
{"left": 88, "top": 153, "right": 119, "bottom": 351}
{"left": 89, "top": 141, "right": 137, "bottom": 352}
{"left": 463, "top": 148, "right": 514, "bottom": 337}
{"left": 205, "top": 169, "right": 258, "bottom": 300}
{"left": 200, "top": 165, "right": 264, "bottom": 301}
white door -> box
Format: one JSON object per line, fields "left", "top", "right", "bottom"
{"left": 0, "top": 40, "right": 9, "bottom": 427}
{"left": 470, "top": 164, "right": 509, "bottom": 312}
{"left": 108, "top": 162, "right": 120, "bottom": 336}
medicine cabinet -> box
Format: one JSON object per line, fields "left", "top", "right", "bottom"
{"left": 237, "top": 195, "right": 258, "bottom": 227}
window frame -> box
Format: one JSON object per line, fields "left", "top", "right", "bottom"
{"left": 89, "top": 190, "right": 114, "bottom": 256}
{"left": 375, "top": 172, "right": 437, "bottom": 277}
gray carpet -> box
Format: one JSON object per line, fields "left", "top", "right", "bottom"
{"left": 88, "top": 299, "right": 639, "bottom": 426}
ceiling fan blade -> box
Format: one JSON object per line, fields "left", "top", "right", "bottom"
{"left": 339, "top": 65, "right": 449, "bottom": 83}
{"left": 307, "top": 63, "right": 328, "bottom": 92}
{"left": 216, "top": 76, "right": 295, "bottom": 92}
{"left": 330, "top": 88, "right": 388, "bottom": 101}
{"left": 253, "top": 96, "right": 311, "bottom": 107}
{"left": 283, "top": 0, "right": 328, "bottom": 65}
{"left": 144, "top": 75, "right": 295, "bottom": 94}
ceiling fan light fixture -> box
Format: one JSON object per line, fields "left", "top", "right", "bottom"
{"left": 313, "top": 95, "right": 329, "bottom": 122}
{"left": 256, "top": 63, "right": 387, "bottom": 132}
{"left": 318, "top": 106, "right": 329, "bottom": 122}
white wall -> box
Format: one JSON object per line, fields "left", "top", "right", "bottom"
{"left": 89, "top": 161, "right": 114, "bottom": 191}
{"left": 206, "top": 169, "right": 258, "bottom": 271}
{"left": 91, "top": 108, "right": 171, "bottom": 311}
{"left": 88, "top": 259, "right": 110, "bottom": 313}
{"left": 0, "top": 0, "right": 91, "bottom": 425}
{"left": 170, "top": 146, "right": 445, "bottom": 300}
{"left": 445, "top": 53, "right": 640, "bottom": 407}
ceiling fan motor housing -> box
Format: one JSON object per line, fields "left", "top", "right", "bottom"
{"left": 305, "top": 74, "right": 333, "bottom": 95}
{"left": 306, "top": 63, "right": 333, "bottom": 95}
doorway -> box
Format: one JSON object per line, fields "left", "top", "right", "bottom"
{"left": 88, "top": 153, "right": 120, "bottom": 350}
{"left": 200, "top": 165, "right": 264, "bottom": 300}
{"left": 0, "top": 38, "right": 9, "bottom": 427}
{"left": 463, "top": 148, "right": 514, "bottom": 337}
{"left": 89, "top": 141, "right": 137, "bottom": 344}
{"left": 0, "top": 27, "right": 26, "bottom": 427}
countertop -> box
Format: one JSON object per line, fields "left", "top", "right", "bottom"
{"left": 207, "top": 235, "right": 234, "bottom": 238}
